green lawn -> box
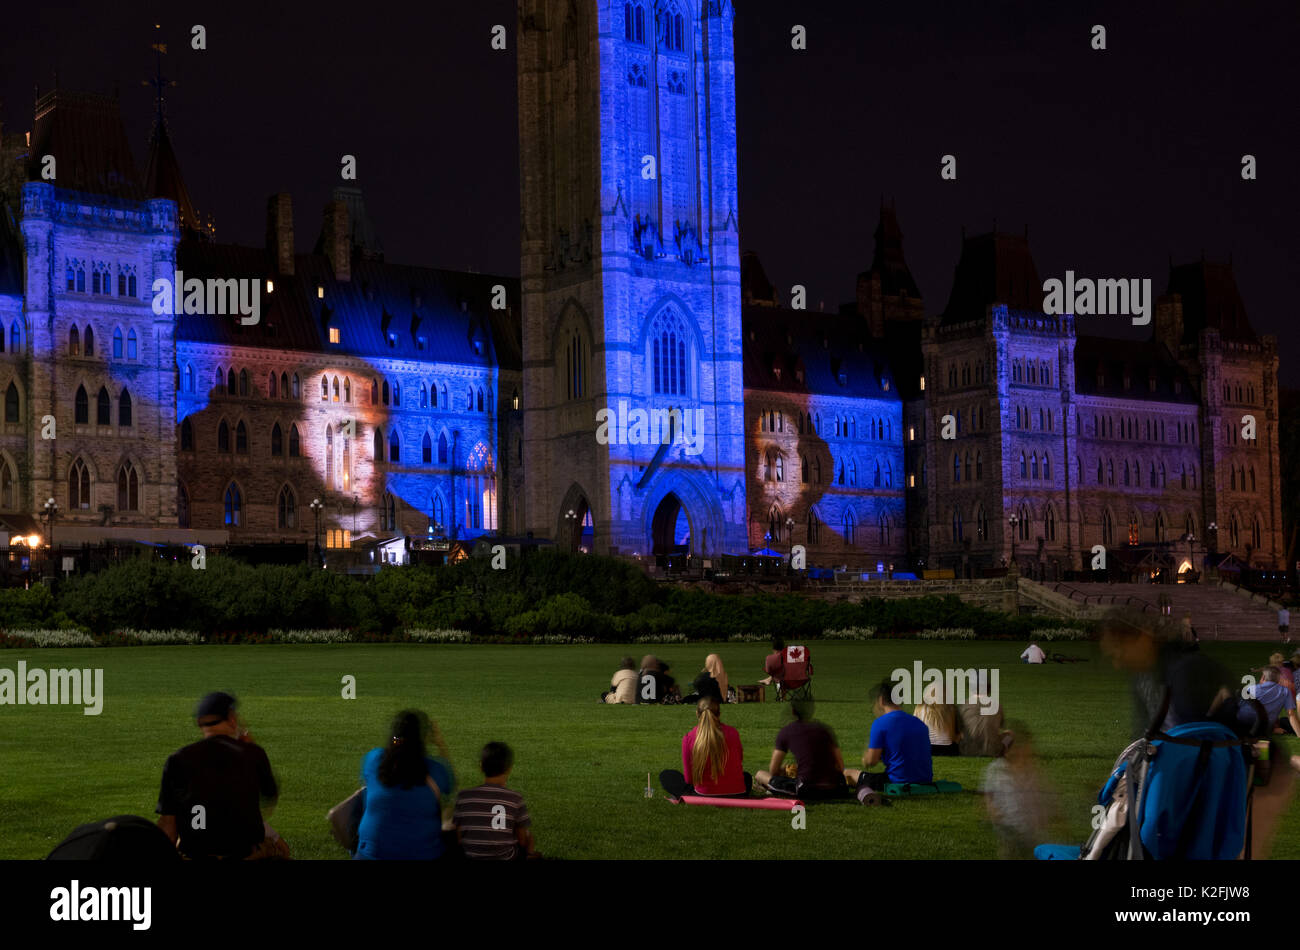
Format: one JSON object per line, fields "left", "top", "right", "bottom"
{"left": 2, "top": 641, "right": 1297, "bottom": 859}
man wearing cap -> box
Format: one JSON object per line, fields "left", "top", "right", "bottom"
{"left": 155, "top": 692, "right": 283, "bottom": 859}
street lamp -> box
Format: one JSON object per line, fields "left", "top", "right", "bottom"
{"left": 42, "top": 497, "right": 58, "bottom": 572}
{"left": 310, "top": 498, "right": 324, "bottom": 567}
{"left": 565, "top": 508, "right": 578, "bottom": 552}
{"left": 1008, "top": 513, "right": 1020, "bottom": 569}
{"left": 1182, "top": 532, "right": 1195, "bottom": 579}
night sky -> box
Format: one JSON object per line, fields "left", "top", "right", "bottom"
{"left": 5, "top": 0, "right": 1297, "bottom": 382}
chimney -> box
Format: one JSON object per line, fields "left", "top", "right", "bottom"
{"left": 265, "top": 194, "right": 294, "bottom": 276}
{"left": 322, "top": 199, "right": 351, "bottom": 282}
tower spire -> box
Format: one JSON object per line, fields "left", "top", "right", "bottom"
{"left": 145, "top": 24, "right": 176, "bottom": 137}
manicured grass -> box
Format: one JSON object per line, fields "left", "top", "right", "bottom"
{"left": 1, "top": 641, "right": 1296, "bottom": 859}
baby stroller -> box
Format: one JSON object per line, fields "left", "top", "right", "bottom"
{"left": 1036, "top": 691, "right": 1264, "bottom": 860}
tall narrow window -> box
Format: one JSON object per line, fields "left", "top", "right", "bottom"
{"left": 289, "top": 424, "right": 301, "bottom": 457}
{"left": 389, "top": 428, "right": 400, "bottom": 463}
{"left": 113, "top": 327, "right": 123, "bottom": 359}
{"left": 75, "top": 385, "right": 88, "bottom": 425}
{"left": 116, "top": 463, "right": 139, "bottom": 511}
{"left": 84, "top": 325, "right": 94, "bottom": 355}
{"left": 218, "top": 420, "right": 230, "bottom": 453}
{"left": 69, "top": 325, "right": 80, "bottom": 356}
{"left": 97, "top": 387, "right": 111, "bottom": 426}
{"left": 278, "top": 486, "right": 297, "bottom": 529}
{"left": 180, "top": 417, "right": 194, "bottom": 451}
{"left": 118, "top": 389, "right": 132, "bottom": 427}
{"left": 271, "top": 422, "right": 283, "bottom": 457}
{"left": 438, "top": 432, "right": 448, "bottom": 465}
{"left": 68, "top": 458, "right": 91, "bottom": 509}
{"left": 325, "top": 425, "right": 334, "bottom": 487}
{"left": 127, "top": 329, "right": 137, "bottom": 360}
{"left": 224, "top": 483, "right": 242, "bottom": 527}
{"left": 423, "top": 432, "right": 433, "bottom": 464}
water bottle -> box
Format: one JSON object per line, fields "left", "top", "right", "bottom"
{"left": 644, "top": 772, "right": 654, "bottom": 798}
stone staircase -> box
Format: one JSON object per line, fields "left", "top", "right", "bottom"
{"left": 1021, "top": 578, "right": 1287, "bottom": 641}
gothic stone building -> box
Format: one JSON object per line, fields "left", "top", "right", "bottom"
{"left": 0, "top": 3, "right": 1284, "bottom": 575}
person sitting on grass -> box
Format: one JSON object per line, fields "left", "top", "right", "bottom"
{"left": 354, "top": 710, "right": 454, "bottom": 860}
{"left": 602, "top": 656, "right": 638, "bottom": 704}
{"left": 1244, "top": 667, "right": 1300, "bottom": 736}
{"left": 914, "top": 702, "right": 961, "bottom": 757}
{"left": 452, "top": 742, "right": 537, "bottom": 860}
{"left": 156, "top": 691, "right": 286, "bottom": 860}
{"left": 660, "top": 696, "right": 752, "bottom": 798}
{"left": 755, "top": 699, "right": 851, "bottom": 799}
{"left": 844, "top": 677, "right": 932, "bottom": 802}
{"left": 760, "top": 638, "right": 812, "bottom": 699}
{"left": 1021, "top": 642, "right": 1046, "bottom": 664}
{"left": 982, "top": 723, "right": 1049, "bottom": 859}
{"left": 639, "top": 655, "right": 680, "bottom": 704}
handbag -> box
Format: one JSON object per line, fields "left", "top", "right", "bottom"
{"left": 327, "top": 787, "right": 366, "bottom": 854}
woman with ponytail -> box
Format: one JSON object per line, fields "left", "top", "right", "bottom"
{"left": 659, "top": 697, "right": 751, "bottom": 798}
{"left": 355, "top": 709, "right": 455, "bottom": 859}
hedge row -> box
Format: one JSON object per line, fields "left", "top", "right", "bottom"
{"left": 0, "top": 552, "right": 1095, "bottom": 642}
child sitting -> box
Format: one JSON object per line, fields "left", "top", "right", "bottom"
{"left": 452, "top": 742, "right": 537, "bottom": 860}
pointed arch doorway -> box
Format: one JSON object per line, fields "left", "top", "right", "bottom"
{"left": 651, "top": 492, "right": 692, "bottom": 556}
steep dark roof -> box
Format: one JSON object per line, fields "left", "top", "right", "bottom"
{"left": 941, "top": 230, "right": 1041, "bottom": 323}
{"left": 740, "top": 250, "right": 777, "bottom": 305}
{"left": 1167, "top": 259, "right": 1255, "bottom": 344}
{"left": 864, "top": 201, "right": 920, "bottom": 299}
{"left": 175, "top": 242, "right": 521, "bottom": 370}
{"left": 742, "top": 306, "right": 899, "bottom": 401}
{"left": 27, "top": 91, "right": 142, "bottom": 200}
{"left": 1073, "top": 336, "right": 1198, "bottom": 404}
{"left": 144, "top": 119, "right": 203, "bottom": 238}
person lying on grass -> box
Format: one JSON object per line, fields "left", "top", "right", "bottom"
{"left": 1243, "top": 667, "right": 1300, "bottom": 736}
{"left": 755, "top": 699, "right": 852, "bottom": 799}
{"left": 452, "top": 741, "right": 537, "bottom": 860}
{"left": 844, "top": 677, "right": 932, "bottom": 802}
{"left": 660, "top": 696, "right": 752, "bottom": 798}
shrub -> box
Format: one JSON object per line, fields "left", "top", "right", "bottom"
{"left": 118, "top": 629, "right": 201, "bottom": 645}
{"left": 917, "top": 628, "right": 977, "bottom": 640}
{"left": 1030, "top": 627, "right": 1092, "bottom": 641}
{"left": 2, "top": 628, "right": 96, "bottom": 648}
{"left": 406, "top": 629, "right": 471, "bottom": 643}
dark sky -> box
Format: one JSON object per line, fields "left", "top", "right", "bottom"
{"left": 6, "top": 0, "right": 1298, "bottom": 382}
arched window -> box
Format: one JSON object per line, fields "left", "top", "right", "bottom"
{"left": 1155, "top": 512, "right": 1166, "bottom": 542}
{"left": 322, "top": 377, "right": 330, "bottom": 401}
{"left": 432, "top": 494, "right": 444, "bottom": 528}
{"left": 289, "top": 424, "right": 300, "bottom": 457}
{"left": 0, "top": 457, "right": 14, "bottom": 510}
{"left": 74, "top": 385, "right": 88, "bottom": 425}
{"left": 1128, "top": 515, "right": 1140, "bottom": 545}
{"left": 381, "top": 491, "right": 397, "bottom": 532}
{"left": 233, "top": 420, "right": 247, "bottom": 454}
{"left": 344, "top": 377, "right": 351, "bottom": 403}
{"left": 217, "top": 420, "right": 230, "bottom": 453}
{"left": 874, "top": 460, "right": 882, "bottom": 487}
{"left": 965, "top": 452, "right": 972, "bottom": 482}
{"left": 224, "top": 483, "right": 242, "bottom": 526}
{"left": 278, "top": 485, "right": 297, "bottom": 529}
{"left": 280, "top": 372, "right": 289, "bottom": 399}
{"left": 420, "top": 385, "right": 429, "bottom": 409}
{"left": 1229, "top": 515, "right": 1240, "bottom": 548}
{"left": 69, "top": 325, "right": 80, "bottom": 356}
{"left": 370, "top": 379, "right": 379, "bottom": 404}
{"left": 441, "top": 384, "right": 448, "bottom": 409}
{"left": 113, "top": 327, "right": 123, "bottom": 359}
{"left": 127, "top": 329, "right": 137, "bottom": 360}
{"left": 477, "top": 388, "right": 484, "bottom": 412}
{"left": 271, "top": 422, "right": 283, "bottom": 456}
{"left": 382, "top": 380, "right": 390, "bottom": 405}
{"left": 1102, "top": 510, "right": 1114, "bottom": 547}
{"left": 976, "top": 452, "right": 984, "bottom": 480}
{"left": 373, "top": 428, "right": 384, "bottom": 462}
{"left": 268, "top": 373, "right": 278, "bottom": 398}
{"left": 776, "top": 454, "right": 785, "bottom": 483}
{"left": 953, "top": 453, "right": 962, "bottom": 484}
{"left": 422, "top": 432, "right": 433, "bottom": 464}
{"left": 1252, "top": 516, "right": 1262, "bottom": 550}
{"left": 951, "top": 508, "right": 963, "bottom": 542}
{"left": 438, "top": 432, "right": 449, "bottom": 464}
{"left": 1230, "top": 468, "right": 1237, "bottom": 490}
{"left": 1043, "top": 453, "right": 1051, "bottom": 480}
{"left": 180, "top": 417, "right": 194, "bottom": 451}
{"left": 118, "top": 389, "right": 132, "bottom": 427}
{"left": 1018, "top": 505, "right": 1032, "bottom": 541}
{"left": 649, "top": 308, "right": 692, "bottom": 396}
{"left": 389, "top": 428, "right": 400, "bottom": 463}
{"left": 1019, "top": 452, "right": 1027, "bottom": 478}
{"left": 226, "top": 368, "right": 236, "bottom": 395}
{"left": 341, "top": 437, "right": 351, "bottom": 491}
{"left": 68, "top": 458, "right": 91, "bottom": 509}
{"left": 806, "top": 508, "right": 820, "bottom": 544}
{"left": 116, "top": 463, "right": 139, "bottom": 511}
{"left": 813, "top": 457, "right": 821, "bottom": 484}
{"left": 393, "top": 382, "right": 400, "bottom": 406}
{"left": 843, "top": 510, "right": 856, "bottom": 547}
{"left": 332, "top": 377, "right": 340, "bottom": 402}
{"left": 1149, "top": 463, "right": 1157, "bottom": 488}
{"left": 1044, "top": 506, "right": 1056, "bottom": 542}
{"left": 878, "top": 511, "right": 891, "bottom": 546}
{"left": 325, "top": 425, "right": 335, "bottom": 486}
{"left": 96, "top": 387, "right": 111, "bottom": 426}
{"left": 84, "top": 325, "right": 94, "bottom": 355}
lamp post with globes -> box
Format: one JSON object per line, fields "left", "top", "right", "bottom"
{"left": 42, "top": 497, "right": 58, "bottom": 577}
{"left": 1008, "top": 513, "right": 1020, "bottom": 572}
{"left": 565, "top": 508, "right": 578, "bottom": 553}
{"left": 309, "top": 498, "right": 324, "bottom": 567}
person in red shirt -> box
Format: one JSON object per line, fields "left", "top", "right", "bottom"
{"left": 659, "top": 697, "right": 752, "bottom": 798}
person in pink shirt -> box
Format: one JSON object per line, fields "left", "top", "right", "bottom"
{"left": 659, "top": 697, "right": 752, "bottom": 798}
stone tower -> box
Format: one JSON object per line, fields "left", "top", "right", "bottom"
{"left": 517, "top": 0, "right": 748, "bottom": 557}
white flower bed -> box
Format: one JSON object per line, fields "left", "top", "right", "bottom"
{"left": 529, "top": 634, "right": 597, "bottom": 644}
{"left": 269, "top": 629, "right": 354, "bottom": 643}
{"left": 823, "top": 627, "right": 876, "bottom": 640}
{"left": 1030, "top": 627, "right": 1091, "bottom": 641}
{"left": 725, "top": 633, "right": 768, "bottom": 642}
{"left": 3, "top": 629, "right": 96, "bottom": 647}
{"left": 632, "top": 633, "right": 688, "bottom": 644}
{"left": 916, "top": 628, "right": 977, "bottom": 640}
{"left": 120, "top": 629, "right": 201, "bottom": 645}
{"left": 406, "top": 628, "right": 471, "bottom": 643}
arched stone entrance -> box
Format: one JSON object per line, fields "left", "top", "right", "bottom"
{"left": 557, "top": 483, "right": 595, "bottom": 553}
{"left": 651, "top": 492, "right": 692, "bottom": 556}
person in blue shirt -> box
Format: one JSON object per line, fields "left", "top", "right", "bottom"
{"left": 844, "top": 677, "right": 932, "bottom": 802}
{"left": 355, "top": 710, "right": 455, "bottom": 860}
{"left": 1244, "top": 667, "right": 1300, "bottom": 736}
